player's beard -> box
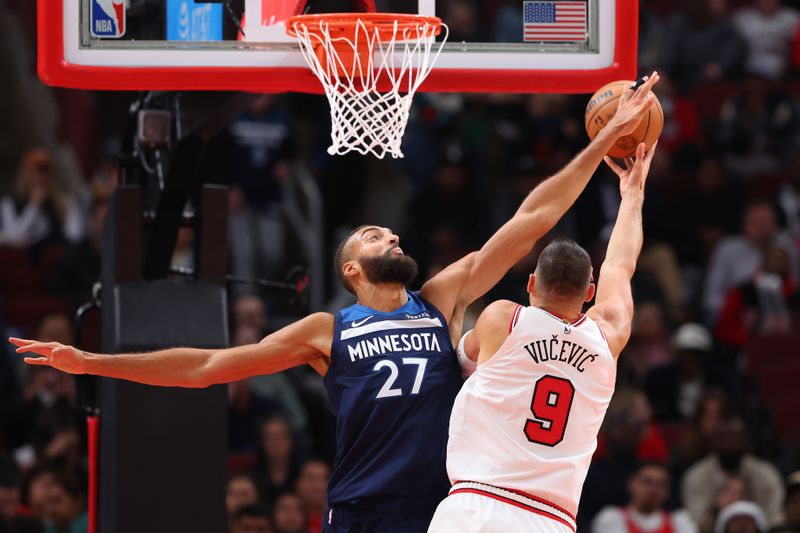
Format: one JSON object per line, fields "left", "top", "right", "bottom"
{"left": 360, "top": 249, "right": 418, "bottom": 287}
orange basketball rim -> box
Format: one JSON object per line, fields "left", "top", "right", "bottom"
{"left": 286, "top": 13, "right": 444, "bottom": 81}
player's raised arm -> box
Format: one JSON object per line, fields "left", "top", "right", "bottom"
{"left": 587, "top": 141, "right": 657, "bottom": 357}
{"left": 421, "top": 73, "right": 660, "bottom": 322}
{"left": 9, "top": 312, "right": 334, "bottom": 387}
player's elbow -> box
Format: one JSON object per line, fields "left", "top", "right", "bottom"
{"left": 461, "top": 251, "right": 479, "bottom": 268}
{"left": 522, "top": 208, "right": 559, "bottom": 237}
{"left": 188, "top": 351, "right": 219, "bottom": 388}
{"left": 601, "top": 260, "right": 637, "bottom": 280}
{"left": 179, "top": 372, "right": 213, "bottom": 389}
{"left": 618, "top": 263, "right": 637, "bottom": 280}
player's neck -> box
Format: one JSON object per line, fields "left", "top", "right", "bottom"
{"left": 356, "top": 283, "right": 408, "bottom": 312}
{"left": 531, "top": 296, "right": 583, "bottom": 323}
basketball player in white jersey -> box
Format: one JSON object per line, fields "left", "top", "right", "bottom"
{"left": 428, "top": 140, "right": 658, "bottom": 533}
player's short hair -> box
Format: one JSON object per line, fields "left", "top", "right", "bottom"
{"left": 534, "top": 238, "right": 592, "bottom": 298}
{"left": 334, "top": 225, "right": 372, "bottom": 295}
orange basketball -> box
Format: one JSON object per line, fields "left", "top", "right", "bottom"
{"left": 584, "top": 80, "right": 664, "bottom": 159}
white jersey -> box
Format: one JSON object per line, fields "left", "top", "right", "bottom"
{"left": 446, "top": 305, "right": 616, "bottom": 515}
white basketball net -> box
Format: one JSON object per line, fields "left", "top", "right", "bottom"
{"left": 290, "top": 17, "right": 448, "bottom": 159}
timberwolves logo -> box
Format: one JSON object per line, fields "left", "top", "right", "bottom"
{"left": 91, "top": 0, "right": 126, "bottom": 38}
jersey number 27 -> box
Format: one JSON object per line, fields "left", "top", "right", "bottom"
{"left": 524, "top": 375, "right": 575, "bottom": 447}
{"left": 373, "top": 358, "right": 427, "bottom": 399}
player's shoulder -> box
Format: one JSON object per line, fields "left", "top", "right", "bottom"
{"left": 274, "top": 311, "right": 334, "bottom": 333}
{"left": 585, "top": 301, "right": 620, "bottom": 324}
{"left": 476, "top": 300, "right": 521, "bottom": 331}
{"left": 482, "top": 299, "right": 520, "bottom": 315}
{"left": 305, "top": 311, "right": 335, "bottom": 323}
{"left": 419, "top": 252, "right": 478, "bottom": 294}
{"left": 264, "top": 312, "right": 334, "bottom": 361}
{"left": 586, "top": 303, "right": 630, "bottom": 357}
{"left": 296, "top": 312, "right": 335, "bottom": 336}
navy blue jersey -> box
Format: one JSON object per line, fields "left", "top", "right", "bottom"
{"left": 325, "top": 291, "right": 463, "bottom": 506}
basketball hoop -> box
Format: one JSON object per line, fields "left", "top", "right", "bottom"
{"left": 286, "top": 13, "right": 448, "bottom": 159}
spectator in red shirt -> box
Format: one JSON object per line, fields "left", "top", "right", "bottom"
{"left": 592, "top": 462, "right": 697, "bottom": 533}
{"left": 715, "top": 245, "right": 800, "bottom": 349}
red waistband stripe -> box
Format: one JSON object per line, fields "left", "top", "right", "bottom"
{"left": 449, "top": 481, "right": 576, "bottom": 532}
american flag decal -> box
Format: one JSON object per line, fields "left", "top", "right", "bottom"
{"left": 523, "top": 1, "right": 587, "bottom": 43}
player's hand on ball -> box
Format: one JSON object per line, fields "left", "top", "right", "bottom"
{"left": 608, "top": 71, "right": 660, "bottom": 137}
{"left": 9, "top": 337, "right": 87, "bottom": 374}
{"left": 603, "top": 141, "right": 657, "bottom": 195}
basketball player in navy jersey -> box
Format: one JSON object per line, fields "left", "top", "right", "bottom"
{"left": 12, "top": 76, "right": 658, "bottom": 532}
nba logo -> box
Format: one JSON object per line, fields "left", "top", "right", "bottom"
{"left": 91, "top": 0, "right": 126, "bottom": 38}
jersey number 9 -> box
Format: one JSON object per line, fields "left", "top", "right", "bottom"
{"left": 524, "top": 375, "right": 575, "bottom": 447}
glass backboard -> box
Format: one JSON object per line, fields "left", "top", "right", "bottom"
{"left": 38, "top": 0, "right": 637, "bottom": 93}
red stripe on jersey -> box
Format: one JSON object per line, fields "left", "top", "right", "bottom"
{"left": 596, "top": 321, "right": 609, "bottom": 345}
{"left": 509, "top": 305, "right": 524, "bottom": 334}
{"left": 499, "top": 485, "right": 576, "bottom": 520}
{"left": 450, "top": 488, "right": 576, "bottom": 532}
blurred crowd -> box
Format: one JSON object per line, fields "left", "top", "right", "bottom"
{"left": 4, "top": 0, "right": 800, "bottom": 532}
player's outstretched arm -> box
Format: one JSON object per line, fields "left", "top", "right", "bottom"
{"left": 587, "top": 142, "right": 657, "bottom": 357}
{"left": 9, "top": 312, "right": 334, "bottom": 387}
{"left": 422, "top": 73, "right": 660, "bottom": 322}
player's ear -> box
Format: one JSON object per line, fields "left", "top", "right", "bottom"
{"left": 343, "top": 260, "right": 358, "bottom": 275}
{"left": 527, "top": 274, "right": 536, "bottom": 295}
{"left": 585, "top": 283, "right": 596, "bottom": 303}
{"left": 343, "top": 260, "right": 359, "bottom": 284}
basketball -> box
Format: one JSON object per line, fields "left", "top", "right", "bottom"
{"left": 584, "top": 80, "right": 664, "bottom": 158}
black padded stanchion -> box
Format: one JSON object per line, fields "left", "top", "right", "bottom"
{"left": 98, "top": 184, "right": 229, "bottom": 533}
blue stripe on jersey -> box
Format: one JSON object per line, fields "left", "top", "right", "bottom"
{"left": 325, "top": 291, "right": 463, "bottom": 506}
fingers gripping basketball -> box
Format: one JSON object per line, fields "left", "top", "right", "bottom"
{"left": 585, "top": 79, "right": 664, "bottom": 158}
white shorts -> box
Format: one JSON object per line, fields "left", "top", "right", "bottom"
{"left": 427, "top": 482, "right": 575, "bottom": 533}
